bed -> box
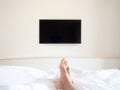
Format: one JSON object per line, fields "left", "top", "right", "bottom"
{"left": 0, "top": 65, "right": 120, "bottom": 90}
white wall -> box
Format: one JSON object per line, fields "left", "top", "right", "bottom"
{"left": 0, "top": 0, "right": 120, "bottom": 58}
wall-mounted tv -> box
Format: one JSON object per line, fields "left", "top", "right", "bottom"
{"left": 39, "top": 19, "right": 81, "bottom": 44}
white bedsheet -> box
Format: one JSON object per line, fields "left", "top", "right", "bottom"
{"left": 0, "top": 66, "right": 120, "bottom": 90}
{"left": 71, "top": 68, "right": 120, "bottom": 90}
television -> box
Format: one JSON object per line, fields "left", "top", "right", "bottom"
{"left": 39, "top": 19, "right": 81, "bottom": 44}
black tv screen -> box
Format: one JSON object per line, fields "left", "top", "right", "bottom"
{"left": 39, "top": 19, "right": 81, "bottom": 44}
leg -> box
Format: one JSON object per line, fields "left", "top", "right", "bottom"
{"left": 56, "top": 58, "right": 76, "bottom": 90}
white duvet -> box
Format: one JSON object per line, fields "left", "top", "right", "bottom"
{"left": 0, "top": 66, "right": 120, "bottom": 90}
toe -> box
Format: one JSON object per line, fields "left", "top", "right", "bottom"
{"left": 67, "top": 67, "right": 71, "bottom": 76}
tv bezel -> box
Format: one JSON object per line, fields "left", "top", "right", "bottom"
{"left": 39, "top": 19, "right": 81, "bottom": 44}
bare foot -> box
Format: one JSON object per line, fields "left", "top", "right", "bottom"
{"left": 56, "top": 58, "right": 76, "bottom": 90}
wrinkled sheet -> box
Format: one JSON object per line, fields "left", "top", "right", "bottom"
{"left": 0, "top": 66, "right": 120, "bottom": 90}
{"left": 71, "top": 68, "right": 120, "bottom": 90}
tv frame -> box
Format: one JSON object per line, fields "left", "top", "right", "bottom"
{"left": 39, "top": 19, "right": 81, "bottom": 44}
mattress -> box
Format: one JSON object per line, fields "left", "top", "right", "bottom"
{"left": 0, "top": 66, "right": 120, "bottom": 90}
